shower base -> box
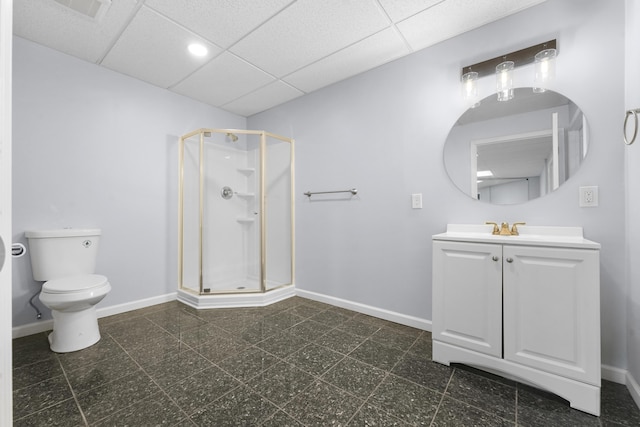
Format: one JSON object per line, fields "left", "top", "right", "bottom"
{"left": 177, "top": 284, "right": 295, "bottom": 309}
{"left": 201, "top": 278, "right": 262, "bottom": 293}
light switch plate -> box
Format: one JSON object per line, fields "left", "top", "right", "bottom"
{"left": 412, "top": 193, "right": 423, "bottom": 209}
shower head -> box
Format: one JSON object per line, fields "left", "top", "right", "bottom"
{"left": 226, "top": 132, "right": 239, "bottom": 142}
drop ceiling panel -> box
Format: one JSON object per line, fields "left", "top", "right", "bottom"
{"left": 14, "top": 0, "right": 139, "bottom": 63}
{"left": 145, "top": 0, "right": 294, "bottom": 48}
{"left": 101, "top": 6, "right": 222, "bottom": 88}
{"left": 397, "top": 0, "right": 548, "bottom": 52}
{"left": 222, "top": 81, "right": 303, "bottom": 117}
{"left": 230, "top": 0, "right": 390, "bottom": 77}
{"left": 172, "top": 52, "right": 276, "bottom": 107}
{"left": 284, "top": 28, "right": 409, "bottom": 93}
{"left": 13, "top": 0, "right": 551, "bottom": 116}
{"left": 377, "top": 0, "right": 443, "bottom": 23}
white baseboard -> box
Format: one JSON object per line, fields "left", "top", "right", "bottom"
{"left": 12, "top": 292, "right": 177, "bottom": 339}
{"left": 12, "top": 319, "right": 54, "bottom": 339}
{"left": 627, "top": 371, "right": 640, "bottom": 410}
{"left": 295, "top": 289, "right": 432, "bottom": 331}
{"left": 97, "top": 292, "right": 177, "bottom": 318}
{"left": 602, "top": 363, "right": 628, "bottom": 384}
{"left": 597, "top": 363, "right": 640, "bottom": 410}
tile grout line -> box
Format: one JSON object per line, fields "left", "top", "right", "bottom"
{"left": 139, "top": 304, "right": 319, "bottom": 424}
{"left": 288, "top": 316, "right": 417, "bottom": 426}
{"left": 15, "top": 313, "right": 422, "bottom": 427}
{"left": 344, "top": 370, "right": 390, "bottom": 426}
{"left": 92, "top": 329, "right": 199, "bottom": 425}
{"left": 439, "top": 365, "right": 520, "bottom": 425}
{"left": 54, "top": 351, "right": 90, "bottom": 427}
{"left": 234, "top": 311, "right": 373, "bottom": 425}
{"left": 429, "top": 365, "right": 455, "bottom": 427}
{"left": 515, "top": 382, "right": 519, "bottom": 426}
{"left": 127, "top": 318, "right": 255, "bottom": 424}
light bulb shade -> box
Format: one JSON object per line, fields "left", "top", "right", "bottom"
{"left": 461, "top": 71, "right": 479, "bottom": 108}
{"left": 496, "top": 61, "right": 514, "bottom": 102}
{"left": 533, "top": 48, "right": 557, "bottom": 93}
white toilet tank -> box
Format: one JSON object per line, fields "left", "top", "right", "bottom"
{"left": 25, "top": 229, "right": 101, "bottom": 281}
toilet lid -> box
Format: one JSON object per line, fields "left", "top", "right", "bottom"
{"left": 43, "top": 274, "right": 108, "bottom": 294}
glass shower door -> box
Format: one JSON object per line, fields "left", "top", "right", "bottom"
{"left": 179, "top": 132, "right": 202, "bottom": 295}
{"left": 201, "top": 132, "right": 261, "bottom": 293}
{"left": 263, "top": 132, "right": 294, "bottom": 291}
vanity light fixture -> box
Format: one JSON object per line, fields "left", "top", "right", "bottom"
{"left": 461, "top": 71, "right": 479, "bottom": 108}
{"left": 460, "top": 39, "right": 557, "bottom": 103}
{"left": 188, "top": 43, "right": 208, "bottom": 57}
{"left": 533, "top": 46, "right": 557, "bottom": 93}
{"left": 496, "top": 60, "right": 514, "bottom": 102}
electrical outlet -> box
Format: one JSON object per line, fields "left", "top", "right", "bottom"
{"left": 411, "top": 193, "right": 423, "bottom": 209}
{"left": 579, "top": 186, "right": 599, "bottom": 207}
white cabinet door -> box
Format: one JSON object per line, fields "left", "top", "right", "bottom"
{"left": 433, "top": 240, "right": 502, "bottom": 357}
{"left": 503, "top": 245, "right": 600, "bottom": 385}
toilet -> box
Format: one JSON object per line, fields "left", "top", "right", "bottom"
{"left": 25, "top": 228, "right": 111, "bottom": 353}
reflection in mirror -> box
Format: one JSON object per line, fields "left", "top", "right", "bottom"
{"left": 444, "top": 88, "right": 588, "bottom": 204}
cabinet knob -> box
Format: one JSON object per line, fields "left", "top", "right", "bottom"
{"left": 506, "top": 258, "right": 513, "bottom": 263}
{"left": 492, "top": 256, "right": 499, "bottom": 261}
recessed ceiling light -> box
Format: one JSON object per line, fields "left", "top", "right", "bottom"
{"left": 188, "top": 43, "right": 208, "bottom": 57}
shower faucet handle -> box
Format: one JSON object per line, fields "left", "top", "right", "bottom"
{"left": 221, "top": 186, "right": 234, "bottom": 199}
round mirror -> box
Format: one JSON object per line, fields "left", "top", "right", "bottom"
{"left": 444, "top": 88, "right": 588, "bottom": 204}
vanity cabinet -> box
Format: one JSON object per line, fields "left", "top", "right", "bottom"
{"left": 432, "top": 225, "right": 601, "bottom": 415}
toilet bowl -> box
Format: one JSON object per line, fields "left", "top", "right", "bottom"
{"left": 25, "top": 228, "right": 111, "bottom": 353}
{"left": 39, "top": 274, "right": 111, "bottom": 353}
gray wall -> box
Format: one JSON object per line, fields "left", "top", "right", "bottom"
{"left": 249, "top": 0, "right": 628, "bottom": 370}
{"left": 11, "top": 37, "right": 246, "bottom": 327}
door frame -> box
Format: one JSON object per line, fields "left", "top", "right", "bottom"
{"left": 0, "top": 0, "right": 13, "bottom": 425}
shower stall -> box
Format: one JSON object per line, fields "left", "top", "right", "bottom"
{"left": 177, "top": 128, "right": 295, "bottom": 308}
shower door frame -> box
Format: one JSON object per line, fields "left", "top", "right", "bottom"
{"left": 178, "top": 128, "right": 295, "bottom": 296}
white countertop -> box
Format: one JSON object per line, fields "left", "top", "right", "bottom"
{"left": 432, "top": 224, "right": 601, "bottom": 249}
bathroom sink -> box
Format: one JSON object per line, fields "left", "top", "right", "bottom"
{"left": 432, "top": 224, "right": 600, "bottom": 249}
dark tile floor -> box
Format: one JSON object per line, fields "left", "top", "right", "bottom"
{"left": 12, "top": 296, "right": 640, "bottom": 426}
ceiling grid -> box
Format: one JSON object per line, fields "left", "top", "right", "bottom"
{"left": 14, "top": 0, "right": 548, "bottom": 116}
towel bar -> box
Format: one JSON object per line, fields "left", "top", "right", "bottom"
{"left": 304, "top": 188, "right": 358, "bottom": 197}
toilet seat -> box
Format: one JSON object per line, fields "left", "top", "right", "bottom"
{"left": 43, "top": 274, "right": 108, "bottom": 294}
